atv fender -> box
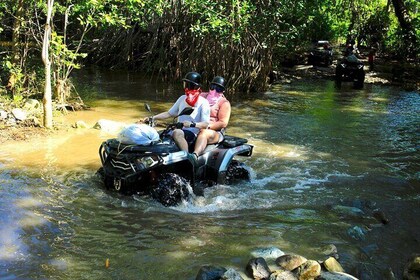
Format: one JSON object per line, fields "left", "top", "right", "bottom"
{"left": 161, "top": 150, "right": 190, "bottom": 165}
{"left": 205, "top": 144, "right": 253, "bottom": 184}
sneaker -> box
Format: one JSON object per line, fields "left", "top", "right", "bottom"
{"left": 187, "top": 152, "right": 198, "bottom": 168}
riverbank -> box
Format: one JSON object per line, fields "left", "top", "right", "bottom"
{"left": 0, "top": 98, "right": 85, "bottom": 144}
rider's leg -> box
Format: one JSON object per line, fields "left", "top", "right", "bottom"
{"left": 193, "top": 129, "right": 219, "bottom": 155}
{"left": 172, "top": 129, "right": 189, "bottom": 152}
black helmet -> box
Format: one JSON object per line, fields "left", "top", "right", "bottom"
{"left": 182, "top": 72, "right": 202, "bottom": 90}
{"left": 209, "top": 76, "right": 226, "bottom": 92}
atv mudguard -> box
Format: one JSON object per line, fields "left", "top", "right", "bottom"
{"left": 203, "top": 135, "right": 253, "bottom": 184}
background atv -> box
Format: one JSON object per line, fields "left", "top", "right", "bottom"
{"left": 335, "top": 54, "right": 365, "bottom": 88}
{"left": 307, "top": 40, "right": 333, "bottom": 66}
{"left": 98, "top": 105, "right": 253, "bottom": 206}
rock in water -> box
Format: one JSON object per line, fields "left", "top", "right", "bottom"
{"left": 93, "top": 119, "right": 127, "bottom": 134}
{"left": 294, "top": 260, "right": 321, "bottom": 280}
{"left": 246, "top": 257, "right": 271, "bottom": 280}
{"left": 332, "top": 205, "right": 365, "bottom": 218}
{"left": 196, "top": 265, "right": 227, "bottom": 280}
{"left": 319, "top": 271, "right": 359, "bottom": 280}
{"left": 403, "top": 254, "right": 420, "bottom": 280}
{"left": 269, "top": 270, "right": 297, "bottom": 280}
{"left": 251, "top": 247, "right": 285, "bottom": 260}
{"left": 323, "top": 257, "right": 344, "bottom": 273}
{"left": 347, "top": 225, "right": 368, "bottom": 240}
{"left": 74, "top": 120, "right": 89, "bottom": 128}
{"left": 276, "top": 255, "right": 308, "bottom": 271}
{"left": 221, "top": 268, "right": 244, "bottom": 280}
{"left": 372, "top": 210, "right": 389, "bottom": 224}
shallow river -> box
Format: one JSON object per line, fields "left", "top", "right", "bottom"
{"left": 1, "top": 70, "right": 419, "bottom": 279}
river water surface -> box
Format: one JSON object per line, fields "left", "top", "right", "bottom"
{"left": 0, "top": 70, "right": 419, "bottom": 279}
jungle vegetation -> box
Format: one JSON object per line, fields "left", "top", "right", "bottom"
{"left": 0, "top": 0, "right": 419, "bottom": 126}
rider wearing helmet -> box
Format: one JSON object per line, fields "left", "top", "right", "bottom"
{"left": 192, "top": 75, "right": 231, "bottom": 158}
{"left": 143, "top": 71, "right": 210, "bottom": 152}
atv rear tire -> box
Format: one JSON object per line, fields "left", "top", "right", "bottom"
{"left": 225, "top": 160, "right": 250, "bottom": 184}
{"left": 335, "top": 67, "right": 343, "bottom": 81}
{"left": 354, "top": 70, "right": 365, "bottom": 89}
{"left": 335, "top": 67, "right": 343, "bottom": 88}
{"left": 151, "top": 173, "right": 191, "bottom": 206}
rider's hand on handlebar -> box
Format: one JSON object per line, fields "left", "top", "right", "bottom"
{"left": 140, "top": 116, "right": 156, "bottom": 127}
{"left": 182, "top": 121, "right": 194, "bottom": 128}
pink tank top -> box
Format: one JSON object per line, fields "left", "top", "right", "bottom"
{"left": 201, "top": 92, "right": 228, "bottom": 123}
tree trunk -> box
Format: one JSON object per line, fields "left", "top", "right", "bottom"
{"left": 391, "top": 0, "right": 417, "bottom": 59}
{"left": 42, "top": 0, "right": 54, "bottom": 129}
{"left": 7, "top": 0, "right": 24, "bottom": 95}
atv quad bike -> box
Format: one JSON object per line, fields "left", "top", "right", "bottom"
{"left": 335, "top": 54, "right": 365, "bottom": 89}
{"left": 98, "top": 104, "right": 253, "bottom": 206}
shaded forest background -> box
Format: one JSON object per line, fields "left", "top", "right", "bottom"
{"left": 0, "top": 0, "right": 419, "bottom": 103}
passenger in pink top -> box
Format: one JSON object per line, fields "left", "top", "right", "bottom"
{"left": 192, "top": 76, "right": 231, "bottom": 157}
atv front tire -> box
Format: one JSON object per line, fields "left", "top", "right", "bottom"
{"left": 225, "top": 160, "right": 251, "bottom": 184}
{"left": 354, "top": 70, "right": 365, "bottom": 89}
{"left": 151, "top": 173, "right": 191, "bottom": 206}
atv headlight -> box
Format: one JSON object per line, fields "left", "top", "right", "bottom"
{"left": 341, "top": 63, "right": 346, "bottom": 68}
{"left": 136, "top": 156, "right": 159, "bottom": 170}
{"left": 357, "top": 64, "right": 364, "bottom": 69}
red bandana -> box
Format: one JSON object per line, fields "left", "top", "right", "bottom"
{"left": 185, "top": 88, "right": 201, "bottom": 106}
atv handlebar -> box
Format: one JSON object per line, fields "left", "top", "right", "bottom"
{"left": 160, "top": 122, "right": 185, "bottom": 139}
{"left": 146, "top": 117, "right": 155, "bottom": 127}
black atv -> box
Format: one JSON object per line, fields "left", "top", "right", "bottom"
{"left": 335, "top": 54, "right": 365, "bottom": 89}
{"left": 308, "top": 40, "right": 333, "bottom": 66}
{"left": 98, "top": 104, "right": 253, "bottom": 206}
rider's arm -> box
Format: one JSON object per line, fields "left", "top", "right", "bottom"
{"left": 142, "top": 111, "right": 172, "bottom": 123}
{"left": 143, "top": 97, "right": 182, "bottom": 122}
{"left": 152, "top": 111, "right": 172, "bottom": 120}
{"left": 193, "top": 120, "right": 209, "bottom": 129}
{"left": 208, "top": 101, "right": 231, "bottom": 131}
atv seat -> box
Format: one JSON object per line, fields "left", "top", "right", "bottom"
{"left": 203, "top": 143, "right": 219, "bottom": 154}
{"left": 201, "top": 135, "right": 248, "bottom": 155}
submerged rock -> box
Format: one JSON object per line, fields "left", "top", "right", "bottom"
{"left": 196, "top": 265, "right": 227, "bottom": 280}
{"left": 319, "top": 271, "right": 359, "bottom": 280}
{"left": 360, "top": 244, "right": 379, "bottom": 258}
{"left": 221, "top": 268, "right": 244, "bottom": 280}
{"left": 332, "top": 205, "right": 365, "bottom": 218}
{"left": 347, "top": 225, "right": 369, "bottom": 241}
{"left": 372, "top": 210, "right": 389, "bottom": 224}
{"left": 74, "top": 120, "right": 89, "bottom": 129}
{"left": 403, "top": 254, "right": 420, "bottom": 280}
{"left": 318, "top": 244, "right": 338, "bottom": 259}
